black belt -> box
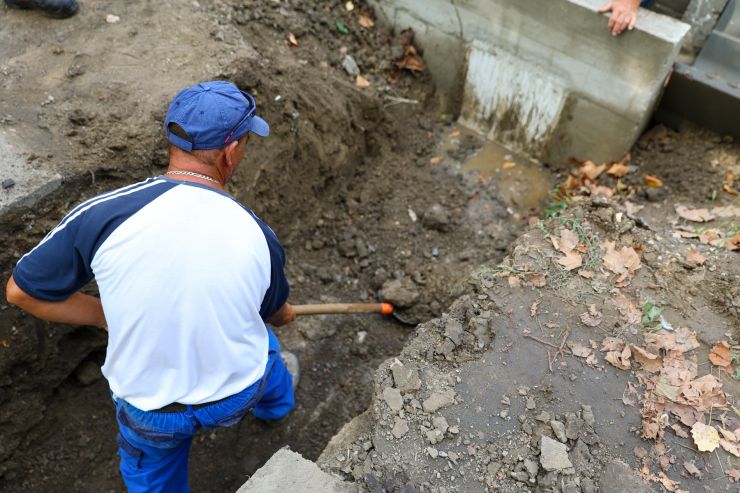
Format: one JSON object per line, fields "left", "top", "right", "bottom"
{"left": 152, "top": 394, "right": 232, "bottom": 413}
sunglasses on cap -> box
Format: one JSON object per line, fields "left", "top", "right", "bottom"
{"left": 223, "top": 90, "right": 257, "bottom": 144}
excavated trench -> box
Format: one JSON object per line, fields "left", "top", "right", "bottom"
{"left": 0, "top": 72, "right": 547, "bottom": 493}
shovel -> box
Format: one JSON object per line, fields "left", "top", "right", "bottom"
{"left": 292, "top": 303, "right": 417, "bottom": 326}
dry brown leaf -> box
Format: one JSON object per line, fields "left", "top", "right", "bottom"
{"left": 624, "top": 201, "right": 644, "bottom": 215}
{"left": 358, "top": 13, "right": 375, "bottom": 28}
{"left": 645, "top": 328, "right": 700, "bottom": 354}
{"left": 429, "top": 156, "right": 443, "bottom": 165}
{"left": 676, "top": 205, "right": 715, "bottom": 222}
{"left": 501, "top": 161, "right": 516, "bottom": 170}
{"left": 553, "top": 229, "right": 579, "bottom": 254}
{"left": 601, "top": 337, "right": 625, "bottom": 352}
{"left": 612, "top": 293, "right": 641, "bottom": 325}
{"left": 286, "top": 32, "right": 298, "bottom": 47}
{"left": 711, "top": 205, "right": 740, "bottom": 218}
{"left": 522, "top": 272, "right": 547, "bottom": 287}
{"left": 672, "top": 423, "right": 689, "bottom": 438}
{"left": 569, "top": 341, "right": 592, "bottom": 358}
{"left": 729, "top": 469, "right": 740, "bottom": 482}
{"left": 727, "top": 233, "right": 740, "bottom": 251}
{"left": 355, "top": 74, "right": 371, "bottom": 88}
{"left": 630, "top": 344, "right": 662, "bottom": 372}
{"left": 685, "top": 248, "right": 706, "bottom": 266}
{"left": 680, "top": 374, "right": 728, "bottom": 412}
{"left": 709, "top": 341, "right": 732, "bottom": 371}
{"left": 601, "top": 240, "right": 641, "bottom": 274}
{"left": 578, "top": 269, "right": 594, "bottom": 279}
{"left": 448, "top": 129, "right": 461, "bottom": 138}
{"left": 588, "top": 183, "right": 614, "bottom": 197}
{"left": 605, "top": 345, "right": 632, "bottom": 370}
{"left": 508, "top": 276, "right": 521, "bottom": 288}
{"left": 657, "top": 472, "right": 682, "bottom": 492}
{"left": 607, "top": 162, "right": 629, "bottom": 177}
{"left": 645, "top": 175, "right": 663, "bottom": 188}
{"left": 665, "top": 402, "right": 703, "bottom": 427}
{"left": 720, "top": 439, "right": 740, "bottom": 457}
{"left": 691, "top": 422, "right": 720, "bottom": 452}
{"left": 718, "top": 428, "right": 737, "bottom": 442}
{"left": 579, "top": 304, "right": 603, "bottom": 327}
{"left": 394, "top": 55, "right": 425, "bottom": 72}
{"left": 577, "top": 161, "right": 607, "bottom": 180}
{"left": 558, "top": 251, "right": 582, "bottom": 271}
{"left": 683, "top": 461, "right": 702, "bottom": 478}
{"left": 530, "top": 300, "right": 540, "bottom": 318}
{"left": 586, "top": 352, "right": 598, "bottom": 367}
{"left": 699, "top": 229, "right": 721, "bottom": 244}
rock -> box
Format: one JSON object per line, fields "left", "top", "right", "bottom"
{"left": 524, "top": 458, "right": 539, "bottom": 477}
{"left": 444, "top": 319, "right": 464, "bottom": 346}
{"left": 421, "top": 203, "right": 450, "bottom": 231}
{"left": 581, "top": 405, "right": 595, "bottom": 428}
{"left": 539, "top": 436, "right": 573, "bottom": 473}
{"left": 422, "top": 389, "right": 456, "bottom": 413}
{"left": 342, "top": 55, "right": 360, "bottom": 76}
{"left": 391, "top": 418, "right": 408, "bottom": 439}
{"left": 571, "top": 440, "right": 593, "bottom": 475}
{"left": 390, "top": 361, "right": 422, "bottom": 392}
{"left": 565, "top": 412, "right": 583, "bottom": 440}
{"left": 338, "top": 238, "right": 357, "bottom": 258}
{"left": 487, "top": 462, "right": 501, "bottom": 476}
{"left": 526, "top": 397, "right": 536, "bottom": 410}
{"left": 510, "top": 471, "right": 529, "bottom": 482}
{"left": 550, "top": 420, "right": 567, "bottom": 443}
{"left": 382, "top": 387, "right": 403, "bottom": 413}
{"left": 427, "top": 447, "right": 438, "bottom": 459}
{"left": 381, "top": 278, "right": 420, "bottom": 308}
{"left": 74, "top": 360, "right": 102, "bottom": 386}
{"left": 535, "top": 411, "right": 551, "bottom": 422}
{"left": 581, "top": 477, "right": 596, "bottom": 493}
{"left": 432, "top": 416, "right": 449, "bottom": 433}
{"left": 2, "top": 178, "right": 16, "bottom": 190}
{"left": 599, "top": 461, "right": 653, "bottom": 493}
{"left": 425, "top": 429, "right": 444, "bottom": 444}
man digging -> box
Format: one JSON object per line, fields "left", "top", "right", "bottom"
{"left": 5, "top": 81, "right": 299, "bottom": 492}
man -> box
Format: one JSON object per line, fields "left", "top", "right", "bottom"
{"left": 5, "top": 81, "right": 298, "bottom": 492}
{"left": 599, "top": 0, "right": 655, "bottom": 36}
{"left": 4, "top": 0, "right": 78, "bottom": 18}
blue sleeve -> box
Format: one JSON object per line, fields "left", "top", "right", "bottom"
{"left": 255, "top": 219, "right": 290, "bottom": 319}
{"left": 12, "top": 212, "right": 95, "bottom": 301}
{"left": 640, "top": 0, "right": 654, "bottom": 6}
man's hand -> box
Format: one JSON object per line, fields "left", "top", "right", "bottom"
{"left": 598, "top": 0, "right": 640, "bottom": 36}
{"left": 265, "top": 302, "right": 296, "bottom": 327}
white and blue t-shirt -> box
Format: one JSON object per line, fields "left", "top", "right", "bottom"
{"left": 12, "top": 177, "right": 289, "bottom": 411}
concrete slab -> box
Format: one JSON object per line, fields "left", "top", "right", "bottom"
{"left": 236, "top": 448, "right": 356, "bottom": 493}
{"left": 0, "top": 134, "right": 61, "bottom": 215}
{"left": 371, "top": 0, "right": 691, "bottom": 164}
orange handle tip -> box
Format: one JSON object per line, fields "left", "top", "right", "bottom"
{"left": 380, "top": 303, "right": 394, "bottom": 315}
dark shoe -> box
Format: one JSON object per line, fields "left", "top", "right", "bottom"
{"left": 5, "top": 0, "right": 79, "bottom": 19}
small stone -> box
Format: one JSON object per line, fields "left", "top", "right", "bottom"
{"left": 565, "top": 413, "right": 583, "bottom": 440}
{"left": 390, "top": 361, "right": 422, "bottom": 392}
{"left": 524, "top": 458, "right": 539, "bottom": 477}
{"left": 391, "top": 417, "right": 409, "bottom": 439}
{"left": 105, "top": 14, "right": 120, "bottom": 24}
{"left": 581, "top": 477, "right": 596, "bottom": 493}
{"left": 382, "top": 387, "right": 403, "bottom": 413}
{"left": 363, "top": 441, "right": 373, "bottom": 451}
{"left": 426, "top": 429, "right": 444, "bottom": 444}
{"left": 518, "top": 386, "right": 529, "bottom": 396}
{"left": 74, "top": 360, "right": 101, "bottom": 386}
{"left": 526, "top": 397, "right": 536, "bottom": 410}
{"left": 581, "top": 405, "right": 595, "bottom": 428}
{"left": 428, "top": 447, "right": 439, "bottom": 459}
{"left": 433, "top": 416, "right": 449, "bottom": 433}
{"left": 341, "top": 55, "right": 360, "bottom": 76}
{"left": 448, "top": 426, "right": 459, "bottom": 435}
{"left": 536, "top": 411, "right": 551, "bottom": 422}
{"left": 487, "top": 462, "right": 501, "bottom": 476}
{"left": 421, "top": 203, "right": 450, "bottom": 231}
{"left": 511, "top": 471, "right": 529, "bottom": 482}
{"left": 499, "top": 409, "right": 509, "bottom": 419}
{"left": 381, "top": 278, "right": 420, "bottom": 308}
{"left": 423, "top": 389, "right": 456, "bottom": 413}
{"left": 444, "top": 319, "right": 464, "bottom": 346}
{"left": 540, "top": 436, "right": 573, "bottom": 472}
{"left": 1, "top": 178, "right": 15, "bottom": 190}
{"left": 550, "top": 420, "right": 567, "bottom": 443}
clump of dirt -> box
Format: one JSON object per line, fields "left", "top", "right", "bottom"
{"left": 0, "top": 1, "right": 531, "bottom": 491}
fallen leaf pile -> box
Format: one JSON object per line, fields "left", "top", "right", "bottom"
{"left": 393, "top": 28, "right": 425, "bottom": 73}
{"left": 673, "top": 204, "right": 740, "bottom": 251}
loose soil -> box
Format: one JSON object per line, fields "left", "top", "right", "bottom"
{"left": 0, "top": 1, "right": 738, "bottom": 492}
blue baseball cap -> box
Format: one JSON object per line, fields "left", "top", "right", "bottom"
{"left": 164, "top": 81, "right": 269, "bottom": 152}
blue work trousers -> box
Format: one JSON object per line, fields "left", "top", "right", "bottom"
{"left": 111, "top": 329, "right": 294, "bottom": 493}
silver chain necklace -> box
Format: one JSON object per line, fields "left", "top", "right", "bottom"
{"left": 166, "top": 170, "right": 222, "bottom": 186}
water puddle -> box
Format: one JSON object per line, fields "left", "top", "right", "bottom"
{"left": 438, "top": 126, "right": 553, "bottom": 216}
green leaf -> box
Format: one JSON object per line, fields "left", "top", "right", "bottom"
{"left": 336, "top": 20, "right": 350, "bottom": 35}
{"left": 641, "top": 299, "right": 661, "bottom": 326}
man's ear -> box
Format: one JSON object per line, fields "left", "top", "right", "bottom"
{"left": 224, "top": 140, "right": 241, "bottom": 168}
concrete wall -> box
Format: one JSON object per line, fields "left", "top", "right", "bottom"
{"left": 371, "top": 0, "right": 691, "bottom": 164}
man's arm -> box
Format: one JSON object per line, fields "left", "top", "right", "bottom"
{"left": 598, "top": 0, "right": 641, "bottom": 36}
{"left": 265, "top": 302, "right": 295, "bottom": 327}
{"left": 6, "top": 275, "right": 107, "bottom": 330}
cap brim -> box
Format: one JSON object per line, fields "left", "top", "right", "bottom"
{"left": 247, "top": 115, "right": 270, "bottom": 137}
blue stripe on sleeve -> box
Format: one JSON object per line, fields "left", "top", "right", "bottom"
{"left": 249, "top": 214, "right": 290, "bottom": 319}
{"left": 13, "top": 179, "right": 174, "bottom": 301}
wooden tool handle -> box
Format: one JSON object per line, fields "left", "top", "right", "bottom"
{"left": 292, "top": 303, "right": 394, "bottom": 316}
